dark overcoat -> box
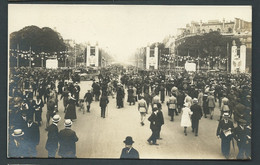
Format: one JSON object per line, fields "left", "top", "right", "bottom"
{"left": 58, "top": 128, "right": 78, "bottom": 158}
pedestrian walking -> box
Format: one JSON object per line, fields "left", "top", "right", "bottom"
{"left": 58, "top": 119, "right": 78, "bottom": 158}
{"left": 232, "top": 119, "right": 250, "bottom": 159}
{"left": 64, "top": 93, "right": 77, "bottom": 121}
{"left": 24, "top": 119, "right": 40, "bottom": 157}
{"left": 181, "top": 103, "right": 192, "bottom": 136}
{"left": 190, "top": 98, "right": 203, "bottom": 136}
{"left": 116, "top": 84, "right": 125, "bottom": 109}
{"left": 203, "top": 91, "right": 209, "bottom": 118}
{"left": 9, "top": 129, "right": 28, "bottom": 158}
{"left": 120, "top": 136, "right": 139, "bottom": 159}
{"left": 219, "top": 94, "right": 230, "bottom": 121}
{"left": 207, "top": 91, "right": 215, "bottom": 119}
{"left": 167, "top": 93, "right": 177, "bottom": 121}
{"left": 216, "top": 113, "right": 234, "bottom": 159}
{"left": 45, "top": 114, "right": 61, "bottom": 158}
{"left": 100, "top": 92, "right": 109, "bottom": 118}
{"left": 46, "top": 98, "right": 56, "bottom": 129}
{"left": 32, "top": 95, "right": 44, "bottom": 126}
{"left": 147, "top": 107, "right": 160, "bottom": 145}
{"left": 138, "top": 95, "right": 147, "bottom": 126}
{"left": 84, "top": 90, "right": 93, "bottom": 113}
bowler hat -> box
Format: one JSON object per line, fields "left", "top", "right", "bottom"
{"left": 12, "top": 129, "right": 24, "bottom": 137}
{"left": 123, "top": 136, "right": 134, "bottom": 145}
{"left": 64, "top": 119, "right": 72, "bottom": 127}
{"left": 52, "top": 115, "right": 61, "bottom": 123}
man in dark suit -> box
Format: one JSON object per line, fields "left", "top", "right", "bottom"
{"left": 46, "top": 98, "right": 56, "bottom": 129}
{"left": 190, "top": 98, "right": 203, "bottom": 136}
{"left": 23, "top": 119, "right": 40, "bottom": 157}
{"left": 100, "top": 92, "right": 109, "bottom": 118}
{"left": 84, "top": 90, "right": 93, "bottom": 113}
{"left": 216, "top": 113, "right": 234, "bottom": 159}
{"left": 147, "top": 107, "right": 160, "bottom": 145}
{"left": 45, "top": 114, "right": 61, "bottom": 158}
{"left": 232, "top": 119, "right": 250, "bottom": 159}
{"left": 120, "top": 136, "right": 139, "bottom": 159}
{"left": 58, "top": 119, "right": 78, "bottom": 158}
{"left": 156, "top": 103, "right": 164, "bottom": 140}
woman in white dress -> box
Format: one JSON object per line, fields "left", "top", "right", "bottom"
{"left": 181, "top": 102, "right": 193, "bottom": 136}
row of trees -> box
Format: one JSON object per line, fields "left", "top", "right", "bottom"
{"left": 176, "top": 31, "right": 241, "bottom": 58}
{"left": 135, "top": 31, "right": 242, "bottom": 70}
{"left": 10, "top": 25, "right": 66, "bottom": 53}
{"left": 9, "top": 25, "right": 113, "bottom": 68}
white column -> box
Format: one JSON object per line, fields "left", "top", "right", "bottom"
{"left": 240, "top": 45, "right": 246, "bottom": 73}
{"left": 231, "top": 45, "right": 237, "bottom": 73}
{"left": 154, "top": 45, "right": 158, "bottom": 69}
{"left": 146, "top": 46, "right": 150, "bottom": 70}
{"left": 86, "top": 45, "right": 90, "bottom": 67}
{"left": 95, "top": 45, "right": 99, "bottom": 67}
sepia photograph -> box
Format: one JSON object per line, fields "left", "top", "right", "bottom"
{"left": 8, "top": 4, "right": 252, "bottom": 159}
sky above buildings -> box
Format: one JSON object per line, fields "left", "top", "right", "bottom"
{"left": 9, "top": 5, "right": 251, "bottom": 64}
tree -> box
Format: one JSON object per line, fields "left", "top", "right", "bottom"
{"left": 10, "top": 25, "right": 66, "bottom": 53}
{"left": 176, "top": 31, "right": 241, "bottom": 59}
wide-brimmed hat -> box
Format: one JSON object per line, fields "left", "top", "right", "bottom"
{"left": 12, "top": 129, "right": 24, "bottom": 137}
{"left": 64, "top": 119, "right": 72, "bottom": 127}
{"left": 193, "top": 98, "right": 198, "bottom": 103}
{"left": 52, "top": 115, "right": 61, "bottom": 123}
{"left": 123, "top": 136, "right": 134, "bottom": 145}
{"left": 183, "top": 103, "right": 189, "bottom": 107}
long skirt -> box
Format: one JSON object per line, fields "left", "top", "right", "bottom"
{"left": 65, "top": 104, "right": 77, "bottom": 120}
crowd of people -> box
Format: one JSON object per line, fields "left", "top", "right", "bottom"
{"left": 8, "top": 66, "right": 251, "bottom": 159}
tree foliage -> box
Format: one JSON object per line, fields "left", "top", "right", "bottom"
{"left": 10, "top": 25, "right": 66, "bottom": 53}
{"left": 176, "top": 31, "right": 241, "bottom": 58}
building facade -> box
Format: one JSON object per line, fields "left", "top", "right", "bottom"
{"left": 175, "top": 18, "right": 252, "bottom": 73}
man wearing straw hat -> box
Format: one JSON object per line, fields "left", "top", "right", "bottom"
{"left": 216, "top": 112, "right": 234, "bottom": 159}
{"left": 58, "top": 119, "right": 78, "bottom": 158}
{"left": 120, "top": 136, "right": 139, "bottom": 159}
{"left": 45, "top": 114, "right": 61, "bottom": 158}
{"left": 9, "top": 129, "right": 27, "bottom": 157}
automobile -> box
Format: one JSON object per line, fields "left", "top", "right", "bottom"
{"left": 79, "top": 68, "right": 99, "bottom": 81}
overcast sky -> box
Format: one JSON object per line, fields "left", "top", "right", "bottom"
{"left": 9, "top": 5, "right": 251, "bottom": 63}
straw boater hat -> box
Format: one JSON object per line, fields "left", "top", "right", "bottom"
{"left": 52, "top": 115, "right": 61, "bottom": 123}
{"left": 12, "top": 129, "right": 24, "bottom": 137}
{"left": 193, "top": 98, "right": 198, "bottom": 104}
{"left": 64, "top": 119, "right": 72, "bottom": 127}
{"left": 223, "top": 112, "right": 230, "bottom": 117}
{"left": 123, "top": 136, "right": 134, "bottom": 145}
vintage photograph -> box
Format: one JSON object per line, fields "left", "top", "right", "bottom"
{"left": 8, "top": 5, "right": 252, "bottom": 159}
